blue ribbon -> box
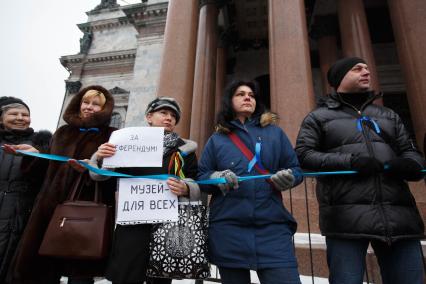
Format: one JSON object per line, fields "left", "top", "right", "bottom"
{"left": 247, "top": 142, "right": 265, "bottom": 172}
{"left": 13, "top": 150, "right": 426, "bottom": 184}
{"left": 357, "top": 116, "right": 380, "bottom": 134}
{"left": 79, "top": 128, "right": 99, "bottom": 132}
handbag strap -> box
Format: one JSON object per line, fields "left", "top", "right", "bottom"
{"left": 228, "top": 132, "right": 270, "bottom": 175}
{"left": 68, "top": 173, "right": 101, "bottom": 204}
{"left": 68, "top": 173, "right": 84, "bottom": 201}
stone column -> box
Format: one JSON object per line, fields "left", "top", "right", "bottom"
{"left": 156, "top": 0, "right": 199, "bottom": 138}
{"left": 337, "top": 0, "right": 382, "bottom": 101}
{"left": 215, "top": 45, "right": 226, "bottom": 115}
{"left": 268, "top": 0, "right": 319, "bottom": 245}
{"left": 190, "top": 0, "right": 219, "bottom": 149}
{"left": 387, "top": 0, "right": 426, "bottom": 148}
{"left": 268, "top": 0, "right": 315, "bottom": 144}
{"left": 318, "top": 36, "right": 338, "bottom": 95}
{"left": 312, "top": 16, "right": 338, "bottom": 96}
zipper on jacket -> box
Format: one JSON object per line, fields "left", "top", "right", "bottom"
{"left": 336, "top": 93, "right": 393, "bottom": 244}
{"left": 59, "top": 217, "right": 93, "bottom": 227}
{"left": 359, "top": 118, "right": 393, "bottom": 245}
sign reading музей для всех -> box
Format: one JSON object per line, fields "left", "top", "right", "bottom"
{"left": 116, "top": 178, "right": 178, "bottom": 225}
{"left": 103, "top": 127, "right": 179, "bottom": 224}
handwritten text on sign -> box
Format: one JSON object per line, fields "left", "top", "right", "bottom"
{"left": 116, "top": 178, "right": 178, "bottom": 225}
{"left": 103, "top": 127, "right": 164, "bottom": 168}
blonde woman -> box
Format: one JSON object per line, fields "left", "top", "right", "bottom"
{"left": 6, "top": 86, "right": 116, "bottom": 284}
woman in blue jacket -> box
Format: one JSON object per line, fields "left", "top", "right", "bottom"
{"left": 198, "top": 80, "right": 303, "bottom": 284}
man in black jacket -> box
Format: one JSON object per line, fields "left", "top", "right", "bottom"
{"left": 295, "top": 57, "right": 425, "bottom": 284}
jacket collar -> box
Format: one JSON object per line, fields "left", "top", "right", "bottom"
{"left": 0, "top": 126, "right": 34, "bottom": 142}
{"left": 215, "top": 112, "right": 278, "bottom": 134}
{"left": 323, "top": 90, "right": 382, "bottom": 110}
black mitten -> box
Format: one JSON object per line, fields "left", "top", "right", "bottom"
{"left": 385, "top": 158, "right": 424, "bottom": 181}
{"left": 350, "top": 156, "right": 383, "bottom": 176}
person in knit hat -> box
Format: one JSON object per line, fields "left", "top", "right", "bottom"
{"left": 326, "top": 57, "right": 367, "bottom": 90}
{"left": 90, "top": 96, "right": 199, "bottom": 284}
{"left": 0, "top": 96, "right": 52, "bottom": 283}
{"left": 0, "top": 97, "right": 31, "bottom": 130}
{"left": 295, "top": 57, "right": 425, "bottom": 283}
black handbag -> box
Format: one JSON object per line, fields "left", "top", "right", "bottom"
{"left": 39, "top": 174, "right": 113, "bottom": 260}
{"left": 147, "top": 201, "right": 210, "bottom": 279}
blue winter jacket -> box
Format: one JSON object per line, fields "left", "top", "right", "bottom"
{"left": 198, "top": 113, "right": 303, "bottom": 269}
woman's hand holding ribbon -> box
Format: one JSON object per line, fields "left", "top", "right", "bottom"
{"left": 167, "top": 177, "right": 189, "bottom": 197}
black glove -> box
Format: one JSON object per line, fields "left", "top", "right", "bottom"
{"left": 350, "top": 155, "right": 383, "bottom": 176}
{"left": 385, "top": 157, "right": 424, "bottom": 181}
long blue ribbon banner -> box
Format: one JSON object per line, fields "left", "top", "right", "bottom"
{"left": 12, "top": 150, "right": 426, "bottom": 184}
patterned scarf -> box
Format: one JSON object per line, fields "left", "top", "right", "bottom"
{"left": 163, "top": 131, "right": 179, "bottom": 156}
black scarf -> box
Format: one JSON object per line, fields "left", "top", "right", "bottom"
{"left": 163, "top": 131, "right": 179, "bottom": 156}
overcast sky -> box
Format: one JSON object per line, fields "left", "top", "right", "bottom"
{"left": 0, "top": 0, "right": 139, "bottom": 132}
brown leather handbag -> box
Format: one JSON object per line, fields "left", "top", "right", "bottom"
{"left": 39, "top": 174, "right": 113, "bottom": 260}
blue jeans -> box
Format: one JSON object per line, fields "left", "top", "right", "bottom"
{"left": 218, "top": 267, "right": 301, "bottom": 284}
{"left": 326, "top": 238, "right": 425, "bottom": 284}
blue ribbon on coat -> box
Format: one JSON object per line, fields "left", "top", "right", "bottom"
{"left": 79, "top": 127, "right": 100, "bottom": 132}
{"left": 357, "top": 116, "right": 380, "bottom": 134}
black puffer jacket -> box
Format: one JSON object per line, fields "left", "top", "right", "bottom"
{"left": 295, "top": 91, "right": 425, "bottom": 243}
{"left": 0, "top": 127, "right": 51, "bottom": 281}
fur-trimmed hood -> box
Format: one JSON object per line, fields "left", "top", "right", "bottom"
{"left": 215, "top": 111, "right": 279, "bottom": 134}
{"left": 63, "top": 85, "right": 114, "bottom": 128}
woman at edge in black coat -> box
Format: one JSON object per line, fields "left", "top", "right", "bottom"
{"left": 0, "top": 97, "right": 51, "bottom": 283}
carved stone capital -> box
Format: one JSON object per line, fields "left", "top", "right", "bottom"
{"left": 66, "top": 81, "right": 82, "bottom": 94}
{"left": 109, "top": 86, "right": 130, "bottom": 95}
{"left": 92, "top": 0, "right": 119, "bottom": 12}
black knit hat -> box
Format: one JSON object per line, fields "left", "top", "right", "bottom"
{"left": 145, "top": 97, "right": 181, "bottom": 123}
{"left": 327, "top": 57, "right": 366, "bottom": 89}
{"left": 0, "top": 96, "right": 30, "bottom": 117}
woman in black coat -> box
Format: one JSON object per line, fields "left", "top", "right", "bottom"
{"left": 0, "top": 97, "right": 51, "bottom": 283}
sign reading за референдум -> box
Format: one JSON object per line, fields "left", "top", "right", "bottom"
{"left": 116, "top": 178, "right": 178, "bottom": 225}
{"left": 103, "top": 127, "right": 164, "bottom": 168}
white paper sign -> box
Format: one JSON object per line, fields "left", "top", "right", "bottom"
{"left": 116, "top": 178, "right": 178, "bottom": 225}
{"left": 103, "top": 127, "right": 163, "bottom": 168}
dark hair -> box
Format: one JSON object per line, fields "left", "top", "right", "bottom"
{"left": 216, "top": 80, "right": 266, "bottom": 130}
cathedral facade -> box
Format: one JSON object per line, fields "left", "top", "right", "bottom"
{"left": 60, "top": 0, "right": 426, "bottom": 281}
